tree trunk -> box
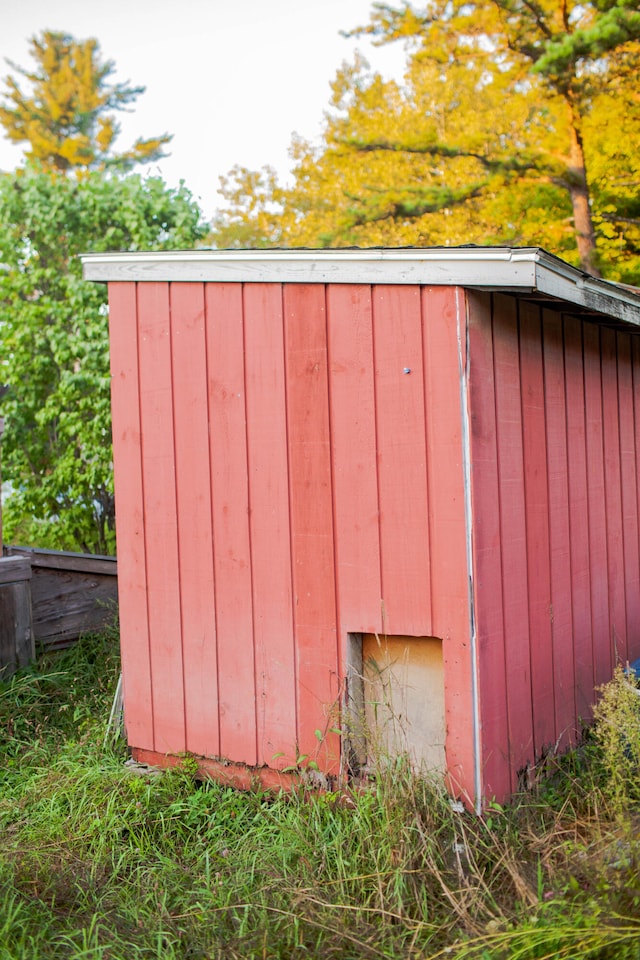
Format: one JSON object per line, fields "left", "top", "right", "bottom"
{"left": 567, "top": 113, "right": 601, "bottom": 277}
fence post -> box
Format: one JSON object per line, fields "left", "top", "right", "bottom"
{"left": 0, "top": 415, "right": 4, "bottom": 550}
{"left": 0, "top": 557, "right": 34, "bottom": 678}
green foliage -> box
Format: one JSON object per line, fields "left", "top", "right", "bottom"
{"left": 0, "top": 31, "right": 171, "bottom": 173}
{"left": 0, "top": 166, "right": 207, "bottom": 553}
{"left": 212, "top": 1, "right": 640, "bottom": 282}
{"left": 591, "top": 665, "right": 640, "bottom": 811}
{"left": 532, "top": 0, "right": 640, "bottom": 78}
{"left": 0, "top": 642, "right": 640, "bottom": 958}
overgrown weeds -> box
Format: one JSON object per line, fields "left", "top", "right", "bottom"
{"left": 0, "top": 633, "right": 639, "bottom": 958}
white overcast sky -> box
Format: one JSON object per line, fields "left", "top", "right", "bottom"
{"left": 0, "top": 0, "right": 407, "bottom": 219}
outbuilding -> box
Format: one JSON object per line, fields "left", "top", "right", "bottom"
{"left": 83, "top": 247, "right": 640, "bottom": 807}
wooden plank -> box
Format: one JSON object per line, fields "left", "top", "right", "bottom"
{"left": 0, "top": 576, "right": 33, "bottom": 676}
{"left": 492, "top": 295, "right": 534, "bottom": 776}
{"left": 107, "top": 282, "right": 154, "bottom": 751}
{"left": 132, "top": 745, "right": 301, "bottom": 793}
{"left": 632, "top": 337, "right": 640, "bottom": 665}
{"left": 563, "top": 316, "right": 594, "bottom": 721}
{"left": 326, "top": 285, "right": 382, "bottom": 649}
{"left": 618, "top": 333, "right": 640, "bottom": 664}
{"left": 373, "top": 285, "right": 431, "bottom": 636}
{"left": 137, "top": 282, "right": 186, "bottom": 755}
{"left": 243, "top": 284, "right": 297, "bottom": 768}
{"left": 620, "top": 334, "right": 640, "bottom": 665}
{"left": 3, "top": 548, "right": 118, "bottom": 648}
{"left": 601, "top": 327, "right": 627, "bottom": 666}
{"left": 205, "top": 283, "right": 257, "bottom": 765}
{"left": 542, "top": 311, "right": 576, "bottom": 748}
{"left": 3, "top": 548, "right": 117, "bottom": 649}
{"left": 466, "top": 291, "right": 511, "bottom": 798}
{"left": 28, "top": 569, "right": 118, "bottom": 649}
{"left": 519, "top": 301, "right": 555, "bottom": 757}
{"left": 284, "top": 284, "right": 340, "bottom": 772}
{"left": 13, "top": 578, "right": 34, "bottom": 668}
{"left": 583, "top": 322, "right": 611, "bottom": 691}
{"left": 422, "top": 286, "right": 475, "bottom": 801}
{"left": 0, "top": 557, "right": 32, "bottom": 584}
{"left": 5, "top": 547, "right": 116, "bottom": 576}
{"left": 170, "top": 283, "right": 219, "bottom": 758}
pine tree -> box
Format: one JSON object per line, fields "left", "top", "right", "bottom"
{"left": 0, "top": 31, "right": 171, "bottom": 173}
{"left": 348, "top": 0, "right": 640, "bottom": 276}
{"left": 212, "top": 1, "right": 640, "bottom": 282}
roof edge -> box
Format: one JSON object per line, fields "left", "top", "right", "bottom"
{"left": 80, "top": 246, "right": 640, "bottom": 326}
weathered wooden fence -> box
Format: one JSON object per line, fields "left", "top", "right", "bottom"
{"left": 0, "top": 547, "right": 118, "bottom": 674}
{"left": 0, "top": 556, "right": 34, "bottom": 678}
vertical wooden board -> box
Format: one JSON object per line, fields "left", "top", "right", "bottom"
{"left": 466, "top": 292, "right": 511, "bottom": 798}
{"left": 492, "top": 295, "right": 534, "bottom": 774}
{"left": 107, "top": 282, "right": 153, "bottom": 750}
{"left": 619, "top": 334, "right": 640, "bottom": 665}
{"left": 422, "top": 287, "right": 475, "bottom": 801}
{"left": 542, "top": 311, "right": 576, "bottom": 747}
{"left": 601, "top": 328, "right": 627, "bottom": 666}
{"left": 0, "top": 585, "right": 17, "bottom": 677}
{"left": 244, "top": 284, "right": 297, "bottom": 767}
{"left": 137, "top": 282, "right": 185, "bottom": 754}
{"left": 373, "top": 286, "right": 431, "bottom": 636}
{"left": 205, "top": 284, "right": 257, "bottom": 765}
{"left": 326, "top": 285, "right": 382, "bottom": 643}
{"left": 583, "top": 322, "right": 611, "bottom": 689}
{"left": 170, "top": 283, "right": 219, "bottom": 757}
{"left": 13, "top": 579, "right": 34, "bottom": 668}
{"left": 563, "top": 316, "right": 593, "bottom": 720}
{"left": 632, "top": 338, "right": 640, "bottom": 665}
{"left": 519, "top": 302, "right": 555, "bottom": 756}
{"left": 284, "top": 285, "right": 340, "bottom": 769}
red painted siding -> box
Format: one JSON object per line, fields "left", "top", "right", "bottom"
{"left": 326, "top": 285, "right": 382, "bottom": 640}
{"left": 137, "top": 283, "right": 185, "bottom": 755}
{"left": 205, "top": 284, "right": 255, "bottom": 764}
{"left": 372, "top": 286, "right": 432, "bottom": 636}
{"left": 491, "top": 295, "right": 534, "bottom": 782}
{"left": 467, "top": 291, "right": 511, "bottom": 799}
{"left": 170, "top": 283, "right": 219, "bottom": 758}
{"left": 108, "top": 280, "right": 474, "bottom": 796}
{"left": 107, "top": 277, "right": 640, "bottom": 804}
{"left": 564, "top": 316, "right": 594, "bottom": 720}
{"left": 468, "top": 292, "right": 640, "bottom": 791}
{"left": 243, "top": 284, "right": 297, "bottom": 767}
{"left": 283, "top": 284, "right": 339, "bottom": 769}
{"left": 618, "top": 334, "right": 640, "bottom": 664}
{"left": 108, "top": 282, "right": 153, "bottom": 751}
{"left": 422, "top": 287, "right": 476, "bottom": 799}
{"left": 542, "top": 310, "right": 575, "bottom": 751}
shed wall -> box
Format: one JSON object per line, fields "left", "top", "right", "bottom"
{"left": 468, "top": 292, "right": 640, "bottom": 799}
{"left": 108, "top": 282, "right": 475, "bottom": 794}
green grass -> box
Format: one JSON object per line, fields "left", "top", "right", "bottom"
{"left": 0, "top": 629, "right": 639, "bottom": 958}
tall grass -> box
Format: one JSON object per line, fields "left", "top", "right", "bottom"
{"left": 0, "top": 629, "right": 639, "bottom": 958}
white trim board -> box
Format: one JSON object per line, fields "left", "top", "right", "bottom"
{"left": 81, "top": 247, "right": 640, "bottom": 327}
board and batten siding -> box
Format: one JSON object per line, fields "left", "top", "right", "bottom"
{"left": 107, "top": 281, "right": 475, "bottom": 794}
{"left": 468, "top": 291, "right": 640, "bottom": 799}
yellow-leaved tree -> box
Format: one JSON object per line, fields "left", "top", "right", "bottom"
{"left": 0, "top": 30, "right": 171, "bottom": 173}
{"left": 212, "top": 0, "right": 640, "bottom": 283}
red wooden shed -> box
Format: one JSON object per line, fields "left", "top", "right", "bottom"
{"left": 83, "top": 247, "right": 640, "bottom": 808}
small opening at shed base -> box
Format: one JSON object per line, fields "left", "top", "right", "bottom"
{"left": 345, "top": 633, "right": 446, "bottom": 777}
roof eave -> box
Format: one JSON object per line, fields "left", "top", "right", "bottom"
{"left": 80, "top": 247, "right": 640, "bottom": 327}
